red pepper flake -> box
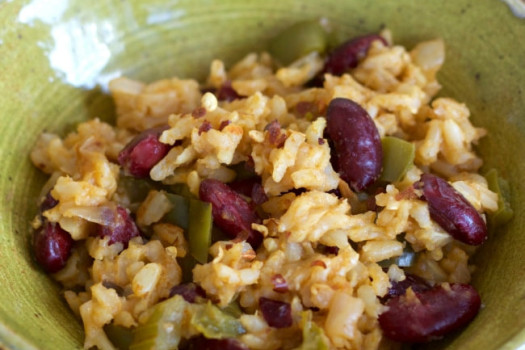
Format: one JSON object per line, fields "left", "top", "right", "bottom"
{"left": 295, "top": 101, "right": 319, "bottom": 119}
{"left": 225, "top": 243, "right": 233, "bottom": 250}
{"left": 192, "top": 106, "right": 207, "bottom": 118}
{"left": 271, "top": 274, "right": 289, "bottom": 293}
{"left": 395, "top": 185, "right": 418, "bottom": 201}
{"left": 265, "top": 120, "right": 287, "bottom": 148}
{"left": 311, "top": 260, "right": 327, "bottom": 268}
{"left": 217, "top": 81, "right": 242, "bottom": 102}
{"left": 219, "top": 120, "right": 231, "bottom": 130}
{"left": 198, "top": 120, "right": 212, "bottom": 135}
{"left": 318, "top": 137, "right": 325, "bottom": 145}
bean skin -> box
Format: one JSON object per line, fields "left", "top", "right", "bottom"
{"left": 169, "top": 283, "right": 206, "bottom": 303}
{"left": 199, "top": 179, "right": 263, "bottom": 249}
{"left": 229, "top": 177, "right": 268, "bottom": 205}
{"left": 379, "top": 283, "right": 481, "bottom": 343}
{"left": 118, "top": 126, "right": 171, "bottom": 178}
{"left": 323, "top": 34, "right": 387, "bottom": 76}
{"left": 380, "top": 273, "right": 431, "bottom": 304}
{"left": 416, "top": 173, "right": 488, "bottom": 245}
{"left": 40, "top": 192, "right": 58, "bottom": 213}
{"left": 326, "top": 98, "right": 383, "bottom": 191}
{"left": 33, "top": 222, "right": 74, "bottom": 274}
{"left": 259, "top": 297, "right": 293, "bottom": 328}
{"left": 96, "top": 206, "right": 141, "bottom": 247}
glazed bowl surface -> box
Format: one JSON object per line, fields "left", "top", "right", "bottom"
{"left": 0, "top": 0, "right": 524, "bottom": 349}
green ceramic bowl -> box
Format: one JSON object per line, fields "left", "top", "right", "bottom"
{"left": 0, "top": 0, "right": 524, "bottom": 349}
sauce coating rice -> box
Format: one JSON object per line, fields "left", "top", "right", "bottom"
{"left": 30, "top": 26, "right": 504, "bottom": 350}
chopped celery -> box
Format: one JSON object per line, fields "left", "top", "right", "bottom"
{"left": 190, "top": 302, "right": 246, "bottom": 339}
{"left": 117, "top": 176, "right": 157, "bottom": 204}
{"left": 164, "top": 193, "right": 212, "bottom": 264}
{"left": 188, "top": 199, "right": 212, "bottom": 264}
{"left": 104, "top": 323, "right": 134, "bottom": 350}
{"left": 130, "top": 295, "right": 187, "bottom": 350}
{"left": 485, "top": 168, "right": 514, "bottom": 228}
{"left": 170, "top": 183, "right": 196, "bottom": 199}
{"left": 179, "top": 254, "right": 198, "bottom": 284}
{"left": 378, "top": 245, "right": 416, "bottom": 268}
{"left": 269, "top": 20, "right": 328, "bottom": 65}
{"left": 379, "top": 137, "right": 415, "bottom": 183}
{"left": 294, "top": 311, "right": 329, "bottom": 350}
{"left": 163, "top": 193, "right": 190, "bottom": 231}
{"left": 221, "top": 299, "right": 243, "bottom": 318}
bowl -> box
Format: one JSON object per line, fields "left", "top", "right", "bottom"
{"left": 0, "top": 0, "right": 524, "bottom": 349}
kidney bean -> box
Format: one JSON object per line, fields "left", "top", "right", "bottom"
{"left": 416, "top": 173, "right": 488, "bottom": 245}
{"left": 326, "top": 98, "right": 382, "bottom": 191}
{"left": 118, "top": 126, "right": 171, "bottom": 178}
{"left": 96, "top": 206, "right": 140, "bottom": 247}
{"left": 259, "top": 297, "right": 293, "bottom": 328}
{"left": 379, "top": 283, "right": 481, "bottom": 343}
{"left": 169, "top": 283, "right": 206, "bottom": 303}
{"left": 380, "top": 273, "right": 431, "bottom": 303}
{"left": 183, "top": 336, "right": 249, "bottom": 350}
{"left": 323, "top": 34, "right": 387, "bottom": 76}
{"left": 229, "top": 177, "right": 268, "bottom": 205}
{"left": 199, "top": 179, "right": 263, "bottom": 249}
{"left": 33, "top": 222, "right": 74, "bottom": 274}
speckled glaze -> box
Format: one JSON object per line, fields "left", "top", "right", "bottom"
{"left": 0, "top": 0, "right": 524, "bottom": 349}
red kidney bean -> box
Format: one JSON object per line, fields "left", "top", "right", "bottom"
{"left": 323, "top": 34, "right": 387, "bottom": 76}
{"left": 33, "top": 222, "right": 74, "bottom": 274}
{"left": 118, "top": 126, "right": 171, "bottom": 178}
{"left": 326, "top": 98, "right": 382, "bottom": 191}
{"left": 259, "top": 297, "right": 293, "bottom": 328}
{"left": 96, "top": 206, "right": 140, "bottom": 247}
{"left": 379, "top": 283, "right": 481, "bottom": 343}
{"left": 217, "top": 81, "right": 243, "bottom": 102}
{"left": 229, "top": 177, "right": 268, "bottom": 205}
{"left": 416, "top": 173, "right": 488, "bottom": 245}
{"left": 184, "top": 336, "right": 249, "bottom": 350}
{"left": 169, "top": 283, "right": 206, "bottom": 303}
{"left": 199, "top": 179, "right": 263, "bottom": 249}
{"left": 380, "top": 273, "right": 431, "bottom": 303}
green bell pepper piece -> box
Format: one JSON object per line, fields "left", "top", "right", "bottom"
{"left": 188, "top": 199, "right": 212, "bottom": 264}
{"left": 379, "top": 136, "right": 415, "bottom": 183}
{"left": 104, "top": 323, "right": 134, "bottom": 350}
{"left": 294, "top": 310, "right": 329, "bottom": 350}
{"left": 130, "top": 295, "right": 187, "bottom": 350}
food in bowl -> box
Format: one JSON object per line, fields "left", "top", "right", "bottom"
{"left": 29, "top": 20, "right": 512, "bottom": 349}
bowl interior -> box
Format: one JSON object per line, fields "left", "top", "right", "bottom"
{"left": 0, "top": 0, "right": 524, "bottom": 349}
